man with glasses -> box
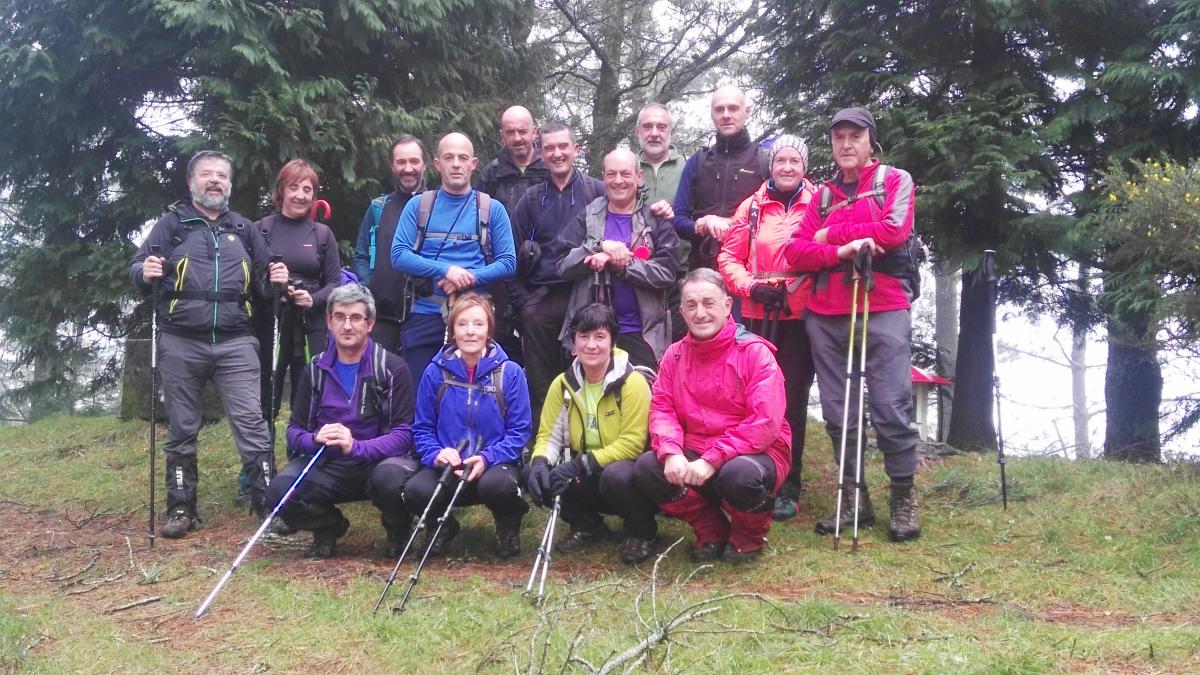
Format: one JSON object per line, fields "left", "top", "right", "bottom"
{"left": 265, "top": 284, "right": 418, "bottom": 558}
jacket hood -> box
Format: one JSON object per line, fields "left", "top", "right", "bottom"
{"left": 565, "top": 347, "right": 633, "bottom": 396}
{"left": 683, "top": 316, "right": 776, "bottom": 359}
{"left": 491, "top": 147, "right": 546, "bottom": 179}
{"left": 432, "top": 338, "right": 510, "bottom": 380}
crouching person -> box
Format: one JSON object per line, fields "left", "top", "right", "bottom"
{"left": 403, "top": 293, "right": 533, "bottom": 559}
{"left": 526, "top": 304, "right": 658, "bottom": 565}
{"left": 634, "top": 269, "right": 791, "bottom": 563}
{"left": 266, "top": 285, "right": 418, "bottom": 558}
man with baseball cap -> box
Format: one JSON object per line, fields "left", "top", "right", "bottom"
{"left": 783, "top": 107, "right": 923, "bottom": 543}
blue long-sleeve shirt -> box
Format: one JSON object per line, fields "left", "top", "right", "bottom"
{"left": 390, "top": 188, "right": 517, "bottom": 315}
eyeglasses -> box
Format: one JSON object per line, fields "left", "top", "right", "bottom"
{"left": 330, "top": 312, "right": 368, "bottom": 326}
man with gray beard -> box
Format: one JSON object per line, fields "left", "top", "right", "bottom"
{"left": 130, "top": 150, "right": 290, "bottom": 539}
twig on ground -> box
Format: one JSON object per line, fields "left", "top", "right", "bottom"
{"left": 105, "top": 596, "right": 161, "bottom": 614}
{"left": 49, "top": 551, "right": 101, "bottom": 583}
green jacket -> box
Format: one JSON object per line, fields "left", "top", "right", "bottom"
{"left": 532, "top": 348, "right": 651, "bottom": 467}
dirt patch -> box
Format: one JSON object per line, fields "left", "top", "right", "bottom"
{"left": 3, "top": 498, "right": 1198, "bottom": 656}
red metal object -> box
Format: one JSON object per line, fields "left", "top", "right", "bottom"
{"left": 309, "top": 199, "right": 332, "bottom": 221}
{"left": 910, "top": 366, "right": 952, "bottom": 385}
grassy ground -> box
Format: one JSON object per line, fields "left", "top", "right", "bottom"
{"left": 1, "top": 413, "right": 1198, "bottom": 673}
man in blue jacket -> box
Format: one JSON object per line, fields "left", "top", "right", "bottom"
{"left": 390, "top": 132, "right": 518, "bottom": 379}
{"left": 266, "top": 284, "right": 417, "bottom": 558}
{"left": 351, "top": 135, "right": 428, "bottom": 352}
{"left": 509, "top": 121, "right": 605, "bottom": 421}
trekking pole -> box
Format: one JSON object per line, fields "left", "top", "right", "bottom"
{"left": 832, "top": 279, "right": 860, "bottom": 551}
{"left": 372, "top": 439, "right": 469, "bottom": 614}
{"left": 268, "top": 254, "right": 285, "bottom": 444}
{"left": 147, "top": 244, "right": 162, "bottom": 549}
{"left": 195, "top": 445, "right": 328, "bottom": 619}
{"left": 393, "top": 442, "right": 478, "bottom": 613}
{"left": 981, "top": 250, "right": 1008, "bottom": 510}
{"left": 850, "top": 248, "right": 874, "bottom": 552}
{"left": 524, "top": 447, "right": 570, "bottom": 605}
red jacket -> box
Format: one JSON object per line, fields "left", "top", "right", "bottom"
{"left": 782, "top": 160, "right": 915, "bottom": 315}
{"left": 718, "top": 180, "right": 816, "bottom": 320}
{"left": 649, "top": 317, "right": 791, "bottom": 491}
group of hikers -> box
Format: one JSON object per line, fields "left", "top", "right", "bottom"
{"left": 129, "top": 85, "right": 922, "bottom": 568}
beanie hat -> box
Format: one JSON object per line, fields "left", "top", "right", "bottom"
{"left": 769, "top": 134, "right": 809, "bottom": 170}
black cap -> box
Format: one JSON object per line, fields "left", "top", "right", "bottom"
{"left": 829, "top": 107, "right": 876, "bottom": 133}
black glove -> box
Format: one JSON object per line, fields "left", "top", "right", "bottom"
{"left": 548, "top": 453, "right": 600, "bottom": 497}
{"left": 527, "top": 457, "right": 552, "bottom": 507}
{"left": 750, "top": 283, "right": 788, "bottom": 311}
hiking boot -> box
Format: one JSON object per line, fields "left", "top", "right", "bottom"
{"left": 688, "top": 541, "right": 727, "bottom": 563}
{"left": 721, "top": 544, "right": 763, "bottom": 564}
{"left": 619, "top": 536, "right": 656, "bottom": 565}
{"left": 888, "top": 482, "right": 922, "bottom": 542}
{"left": 494, "top": 517, "right": 525, "bottom": 560}
{"left": 233, "top": 484, "right": 252, "bottom": 506}
{"left": 772, "top": 495, "right": 798, "bottom": 521}
{"left": 383, "top": 526, "right": 412, "bottom": 559}
{"left": 555, "top": 522, "right": 611, "bottom": 554}
{"left": 308, "top": 514, "right": 350, "bottom": 559}
{"left": 160, "top": 508, "right": 197, "bottom": 539}
{"left": 424, "top": 515, "right": 461, "bottom": 557}
{"left": 814, "top": 483, "right": 876, "bottom": 535}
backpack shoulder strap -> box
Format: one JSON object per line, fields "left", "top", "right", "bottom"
{"left": 747, "top": 196, "right": 762, "bottom": 274}
{"left": 415, "top": 190, "right": 437, "bottom": 253}
{"left": 477, "top": 191, "right": 493, "bottom": 264}
{"left": 581, "top": 176, "right": 598, "bottom": 205}
{"left": 818, "top": 185, "right": 834, "bottom": 220}
{"left": 307, "top": 356, "right": 325, "bottom": 431}
{"left": 871, "top": 165, "right": 890, "bottom": 208}
{"left": 435, "top": 359, "right": 508, "bottom": 418}
{"left": 491, "top": 360, "right": 507, "bottom": 419}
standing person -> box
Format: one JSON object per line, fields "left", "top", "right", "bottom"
{"left": 403, "top": 294, "right": 533, "bottom": 558}
{"left": 130, "top": 150, "right": 289, "bottom": 538}
{"left": 526, "top": 304, "right": 658, "bottom": 565}
{"left": 717, "top": 135, "right": 818, "bottom": 521}
{"left": 635, "top": 103, "right": 689, "bottom": 342}
{"left": 783, "top": 107, "right": 922, "bottom": 542}
{"left": 479, "top": 105, "right": 549, "bottom": 364}
{"left": 633, "top": 269, "right": 791, "bottom": 563}
{"left": 556, "top": 148, "right": 680, "bottom": 368}
{"left": 266, "top": 285, "right": 418, "bottom": 558}
{"left": 389, "top": 132, "right": 517, "bottom": 380}
{"left": 255, "top": 159, "right": 341, "bottom": 423}
{"left": 651, "top": 86, "right": 769, "bottom": 272}
{"left": 478, "top": 105, "right": 550, "bottom": 210}
{"left": 352, "top": 135, "right": 429, "bottom": 352}
{"left": 510, "top": 121, "right": 605, "bottom": 421}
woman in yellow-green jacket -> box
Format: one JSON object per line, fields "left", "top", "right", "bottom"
{"left": 526, "top": 303, "right": 657, "bottom": 564}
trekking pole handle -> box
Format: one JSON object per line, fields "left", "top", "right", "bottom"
{"left": 437, "top": 439, "right": 471, "bottom": 484}
{"left": 853, "top": 245, "right": 875, "bottom": 292}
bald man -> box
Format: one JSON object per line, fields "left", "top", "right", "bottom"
{"left": 479, "top": 106, "right": 548, "bottom": 366}
{"left": 479, "top": 106, "right": 550, "bottom": 211}
{"left": 390, "top": 132, "right": 517, "bottom": 377}
{"left": 653, "top": 87, "right": 769, "bottom": 273}
{"left": 555, "top": 148, "right": 681, "bottom": 367}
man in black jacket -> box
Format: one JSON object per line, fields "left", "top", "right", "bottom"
{"left": 351, "top": 135, "right": 429, "bottom": 352}
{"left": 130, "top": 150, "right": 290, "bottom": 539}
{"left": 478, "top": 105, "right": 550, "bottom": 365}
{"left": 652, "top": 87, "right": 769, "bottom": 272}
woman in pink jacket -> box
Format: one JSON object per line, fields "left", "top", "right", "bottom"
{"left": 633, "top": 268, "right": 791, "bottom": 563}
{"left": 717, "top": 135, "right": 817, "bottom": 522}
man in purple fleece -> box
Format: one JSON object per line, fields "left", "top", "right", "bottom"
{"left": 265, "top": 284, "right": 417, "bottom": 558}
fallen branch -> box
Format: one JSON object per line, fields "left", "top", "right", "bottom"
{"left": 105, "top": 596, "right": 161, "bottom": 614}
{"left": 49, "top": 551, "right": 101, "bottom": 583}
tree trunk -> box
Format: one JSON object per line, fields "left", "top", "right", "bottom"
{"left": 1103, "top": 308, "right": 1162, "bottom": 462}
{"left": 933, "top": 258, "right": 960, "bottom": 441}
{"left": 947, "top": 271, "right": 996, "bottom": 452}
{"left": 1071, "top": 317, "right": 1091, "bottom": 459}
